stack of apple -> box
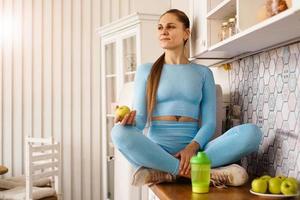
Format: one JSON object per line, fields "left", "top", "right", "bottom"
{"left": 251, "top": 175, "right": 299, "bottom": 195}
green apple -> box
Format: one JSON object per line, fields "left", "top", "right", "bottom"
{"left": 260, "top": 175, "right": 272, "bottom": 181}
{"left": 281, "top": 179, "right": 298, "bottom": 195}
{"left": 268, "top": 177, "right": 282, "bottom": 194}
{"left": 251, "top": 178, "right": 268, "bottom": 193}
{"left": 284, "top": 177, "right": 298, "bottom": 188}
{"left": 275, "top": 175, "right": 286, "bottom": 181}
{"left": 115, "top": 105, "right": 131, "bottom": 120}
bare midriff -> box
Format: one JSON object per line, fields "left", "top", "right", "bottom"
{"left": 151, "top": 115, "right": 198, "bottom": 122}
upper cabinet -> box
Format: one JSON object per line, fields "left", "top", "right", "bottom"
{"left": 190, "top": 0, "right": 208, "bottom": 57}
{"left": 190, "top": 0, "right": 300, "bottom": 65}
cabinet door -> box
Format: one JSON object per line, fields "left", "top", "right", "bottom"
{"left": 190, "top": 0, "right": 208, "bottom": 57}
{"left": 122, "top": 36, "right": 137, "bottom": 83}
{"left": 104, "top": 42, "right": 117, "bottom": 200}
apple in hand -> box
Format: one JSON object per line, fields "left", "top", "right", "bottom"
{"left": 268, "top": 177, "right": 282, "bottom": 194}
{"left": 280, "top": 179, "right": 298, "bottom": 195}
{"left": 260, "top": 175, "right": 272, "bottom": 181}
{"left": 115, "top": 105, "right": 131, "bottom": 120}
{"left": 251, "top": 178, "right": 268, "bottom": 193}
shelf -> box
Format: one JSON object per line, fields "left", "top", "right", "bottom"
{"left": 124, "top": 71, "right": 136, "bottom": 75}
{"left": 106, "top": 74, "right": 117, "bottom": 78}
{"left": 206, "top": 0, "right": 236, "bottom": 19}
{"left": 199, "top": 7, "right": 300, "bottom": 59}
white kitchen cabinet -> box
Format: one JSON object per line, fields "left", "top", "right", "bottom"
{"left": 189, "top": 0, "right": 208, "bottom": 57}
{"left": 97, "top": 13, "right": 162, "bottom": 200}
{"left": 190, "top": 0, "right": 300, "bottom": 65}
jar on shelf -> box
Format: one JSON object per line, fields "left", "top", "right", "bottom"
{"left": 265, "top": 0, "right": 288, "bottom": 17}
{"left": 219, "top": 22, "right": 228, "bottom": 41}
{"left": 228, "top": 17, "right": 236, "bottom": 37}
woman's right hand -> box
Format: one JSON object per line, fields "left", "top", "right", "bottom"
{"left": 114, "top": 110, "right": 136, "bottom": 126}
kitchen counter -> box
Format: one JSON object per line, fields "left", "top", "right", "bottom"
{"left": 149, "top": 178, "right": 299, "bottom": 200}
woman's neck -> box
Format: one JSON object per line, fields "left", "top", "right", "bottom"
{"left": 164, "top": 49, "right": 189, "bottom": 64}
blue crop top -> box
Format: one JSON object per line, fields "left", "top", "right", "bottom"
{"left": 133, "top": 63, "right": 216, "bottom": 149}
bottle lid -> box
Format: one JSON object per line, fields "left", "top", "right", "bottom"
{"left": 190, "top": 151, "right": 211, "bottom": 164}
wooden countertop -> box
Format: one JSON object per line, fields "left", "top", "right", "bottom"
{"left": 150, "top": 178, "right": 299, "bottom": 200}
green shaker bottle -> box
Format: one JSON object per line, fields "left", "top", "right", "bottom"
{"left": 190, "top": 151, "right": 211, "bottom": 193}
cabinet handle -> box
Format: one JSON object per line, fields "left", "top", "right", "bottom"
{"left": 107, "top": 155, "right": 115, "bottom": 162}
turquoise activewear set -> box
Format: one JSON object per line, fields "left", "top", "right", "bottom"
{"left": 111, "top": 63, "right": 262, "bottom": 175}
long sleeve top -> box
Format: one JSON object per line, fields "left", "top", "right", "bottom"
{"left": 133, "top": 62, "right": 216, "bottom": 149}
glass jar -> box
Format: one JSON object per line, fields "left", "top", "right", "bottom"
{"left": 228, "top": 17, "right": 236, "bottom": 37}
{"left": 220, "top": 22, "right": 228, "bottom": 41}
{"left": 265, "top": 0, "right": 288, "bottom": 17}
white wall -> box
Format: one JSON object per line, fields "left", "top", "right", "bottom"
{"left": 0, "top": 0, "right": 189, "bottom": 199}
{"left": 210, "top": 67, "right": 230, "bottom": 104}
{"left": 0, "top": 0, "right": 104, "bottom": 199}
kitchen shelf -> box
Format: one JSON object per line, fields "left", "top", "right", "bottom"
{"left": 206, "top": 0, "right": 236, "bottom": 19}
{"left": 125, "top": 71, "right": 136, "bottom": 75}
{"left": 191, "top": 0, "right": 300, "bottom": 64}
{"left": 203, "top": 7, "right": 300, "bottom": 59}
{"left": 106, "top": 74, "right": 117, "bottom": 78}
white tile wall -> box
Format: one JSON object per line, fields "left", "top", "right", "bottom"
{"left": 229, "top": 42, "right": 300, "bottom": 180}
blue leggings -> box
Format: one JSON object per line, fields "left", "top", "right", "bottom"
{"left": 111, "top": 121, "right": 262, "bottom": 175}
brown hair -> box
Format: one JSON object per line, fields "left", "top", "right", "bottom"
{"left": 146, "top": 9, "right": 190, "bottom": 122}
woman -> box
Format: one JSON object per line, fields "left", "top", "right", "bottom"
{"left": 111, "top": 9, "right": 262, "bottom": 187}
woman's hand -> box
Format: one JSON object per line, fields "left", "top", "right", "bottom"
{"left": 174, "top": 141, "right": 200, "bottom": 175}
{"left": 114, "top": 110, "right": 136, "bottom": 126}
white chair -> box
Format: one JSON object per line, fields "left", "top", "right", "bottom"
{"left": 0, "top": 137, "right": 62, "bottom": 200}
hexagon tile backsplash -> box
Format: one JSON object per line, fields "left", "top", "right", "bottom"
{"left": 229, "top": 42, "right": 300, "bottom": 180}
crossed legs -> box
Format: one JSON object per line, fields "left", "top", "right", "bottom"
{"left": 111, "top": 123, "right": 262, "bottom": 175}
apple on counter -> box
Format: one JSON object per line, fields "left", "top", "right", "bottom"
{"left": 115, "top": 105, "right": 131, "bottom": 121}
{"left": 260, "top": 175, "right": 272, "bottom": 182}
{"left": 268, "top": 177, "right": 282, "bottom": 194}
{"left": 281, "top": 178, "right": 298, "bottom": 195}
{"left": 251, "top": 175, "right": 299, "bottom": 196}
{"left": 251, "top": 178, "right": 268, "bottom": 193}
{"left": 275, "top": 175, "right": 287, "bottom": 181}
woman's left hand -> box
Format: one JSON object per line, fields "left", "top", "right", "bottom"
{"left": 174, "top": 141, "right": 200, "bottom": 175}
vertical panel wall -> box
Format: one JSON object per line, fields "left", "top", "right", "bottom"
{"left": 0, "top": 0, "right": 183, "bottom": 199}
{"left": 0, "top": 0, "right": 124, "bottom": 199}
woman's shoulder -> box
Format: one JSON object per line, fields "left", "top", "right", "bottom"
{"left": 190, "top": 63, "right": 213, "bottom": 74}
{"left": 136, "top": 63, "right": 153, "bottom": 77}
{"left": 137, "top": 62, "right": 152, "bottom": 71}
{"left": 138, "top": 62, "right": 153, "bottom": 69}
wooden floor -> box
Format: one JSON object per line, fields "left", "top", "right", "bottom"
{"left": 150, "top": 178, "right": 300, "bottom": 200}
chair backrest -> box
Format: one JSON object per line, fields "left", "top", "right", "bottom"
{"left": 25, "top": 137, "right": 62, "bottom": 200}
{"left": 117, "top": 82, "right": 225, "bottom": 139}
